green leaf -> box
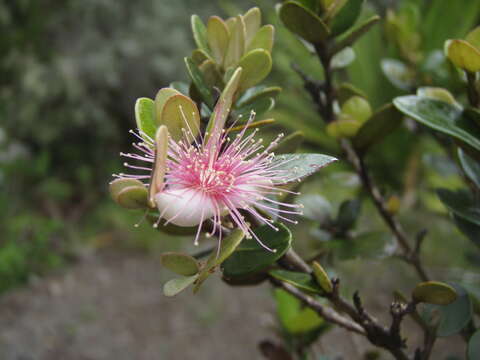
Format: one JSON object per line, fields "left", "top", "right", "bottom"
{"left": 159, "top": 93, "right": 200, "bottom": 142}
{"left": 417, "top": 87, "right": 458, "bottom": 106}
{"left": 353, "top": 103, "right": 403, "bottom": 152}
{"left": 160, "top": 252, "right": 200, "bottom": 276}
{"left": 237, "top": 49, "right": 272, "bottom": 92}
{"left": 331, "top": 0, "right": 364, "bottom": 36}
{"left": 274, "top": 289, "right": 326, "bottom": 334}
{"left": 297, "top": 194, "right": 332, "bottom": 223}
{"left": 466, "top": 26, "right": 480, "bottom": 50}
{"left": 222, "top": 223, "right": 292, "bottom": 278}
{"left": 337, "top": 82, "right": 366, "bottom": 106}
{"left": 191, "top": 15, "right": 210, "bottom": 54}
{"left": 135, "top": 98, "right": 156, "bottom": 140}
{"left": 184, "top": 57, "right": 214, "bottom": 108}
{"left": 234, "top": 97, "right": 274, "bottom": 120}
{"left": 163, "top": 275, "right": 198, "bottom": 297}
{"left": 454, "top": 214, "right": 480, "bottom": 248}
{"left": 207, "top": 16, "right": 229, "bottom": 65}
{"left": 205, "top": 67, "right": 242, "bottom": 138}
{"left": 247, "top": 24, "right": 274, "bottom": 53}
{"left": 243, "top": 7, "right": 261, "bottom": 45}
{"left": 224, "top": 15, "right": 246, "bottom": 69}
{"left": 169, "top": 81, "right": 189, "bottom": 96}
{"left": 458, "top": 148, "right": 480, "bottom": 188}
{"left": 312, "top": 261, "right": 333, "bottom": 293}
{"left": 194, "top": 229, "right": 245, "bottom": 292}
{"left": 270, "top": 269, "right": 323, "bottom": 294}
{"left": 335, "top": 199, "right": 361, "bottom": 230}
{"left": 279, "top": 1, "right": 330, "bottom": 44}
{"left": 109, "top": 178, "right": 145, "bottom": 202}
{"left": 341, "top": 95, "right": 371, "bottom": 123}
{"left": 154, "top": 88, "right": 181, "bottom": 124}
{"left": 236, "top": 85, "right": 282, "bottom": 107}
{"left": 381, "top": 59, "right": 415, "bottom": 91}
{"left": 412, "top": 281, "right": 458, "bottom": 305}
{"left": 393, "top": 96, "right": 480, "bottom": 152}
{"left": 421, "top": 283, "right": 472, "bottom": 337}
{"left": 326, "top": 232, "right": 395, "bottom": 261}
{"left": 331, "top": 47, "right": 355, "bottom": 69}
{"left": 437, "top": 189, "right": 480, "bottom": 226}
{"left": 445, "top": 39, "right": 480, "bottom": 73}
{"left": 333, "top": 15, "right": 380, "bottom": 53}
{"left": 191, "top": 48, "right": 211, "bottom": 65}
{"left": 468, "top": 330, "right": 480, "bottom": 360}
{"left": 274, "top": 131, "right": 305, "bottom": 155}
{"left": 198, "top": 59, "right": 223, "bottom": 89}
{"left": 269, "top": 153, "right": 337, "bottom": 184}
{"left": 116, "top": 185, "right": 149, "bottom": 209}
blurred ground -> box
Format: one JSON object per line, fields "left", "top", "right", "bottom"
{"left": 0, "top": 249, "right": 465, "bottom": 360}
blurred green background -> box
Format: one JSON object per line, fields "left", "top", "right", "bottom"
{"left": 1, "top": 0, "right": 479, "bottom": 358}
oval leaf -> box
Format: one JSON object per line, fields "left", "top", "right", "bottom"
{"left": 312, "top": 261, "right": 333, "bottom": 293}
{"left": 184, "top": 57, "right": 214, "bottom": 108}
{"left": 222, "top": 223, "right": 292, "bottom": 278}
{"left": 459, "top": 148, "right": 480, "bottom": 189}
{"left": 116, "top": 185, "right": 149, "bottom": 209}
{"left": 135, "top": 98, "right": 156, "bottom": 141}
{"left": 163, "top": 275, "right": 198, "bottom": 297}
{"left": 331, "top": 0, "right": 364, "bottom": 36}
{"left": 274, "top": 131, "right": 305, "bottom": 155}
{"left": 155, "top": 88, "right": 181, "bottom": 124}
{"left": 381, "top": 59, "right": 415, "bottom": 91}
{"left": 247, "top": 24, "right": 274, "bottom": 53}
{"left": 331, "top": 47, "right": 356, "bottom": 69}
{"left": 445, "top": 39, "right": 480, "bottom": 73}
{"left": 237, "top": 49, "right": 272, "bottom": 92}
{"left": 333, "top": 15, "right": 380, "bottom": 53}
{"left": 109, "top": 178, "right": 145, "bottom": 201}
{"left": 394, "top": 96, "right": 480, "bottom": 152}
{"left": 160, "top": 94, "right": 200, "bottom": 142}
{"left": 207, "top": 16, "right": 229, "bottom": 64}
{"left": 244, "top": 7, "right": 262, "bottom": 45}
{"left": 224, "top": 16, "right": 246, "bottom": 69}
{"left": 270, "top": 269, "right": 323, "bottom": 294}
{"left": 160, "top": 252, "right": 200, "bottom": 276}
{"left": 279, "top": 1, "right": 330, "bottom": 44}
{"left": 270, "top": 153, "right": 337, "bottom": 184}
{"left": 412, "top": 281, "right": 458, "bottom": 305}
{"left": 237, "top": 85, "right": 282, "bottom": 107}
{"left": 191, "top": 15, "right": 210, "bottom": 54}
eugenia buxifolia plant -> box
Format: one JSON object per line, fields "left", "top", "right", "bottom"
{"left": 110, "top": 1, "right": 480, "bottom": 359}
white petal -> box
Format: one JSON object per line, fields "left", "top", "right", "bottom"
{"left": 155, "top": 188, "right": 217, "bottom": 227}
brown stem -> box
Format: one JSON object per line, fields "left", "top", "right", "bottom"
{"left": 466, "top": 71, "right": 480, "bottom": 108}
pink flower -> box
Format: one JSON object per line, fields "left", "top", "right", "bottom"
{"left": 115, "top": 113, "right": 303, "bottom": 251}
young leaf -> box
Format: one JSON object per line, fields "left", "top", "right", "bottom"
{"left": 222, "top": 223, "right": 292, "bottom": 278}
{"left": 135, "top": 98, "right": 156, "bottom": 140}
{"left": 333, "top": 15, "right": 380, "bottom": 53}
{"left": 269, "top": 154, "right": 337, "bottom": 184}
{"left": 163, "top": 275, "right": 198, "bottom": 297}
{"left": 394, "top": 96, "right": 480, "bottom": 153}
{"left": 207, "top": 16, "right": 230, "bottom": 65}
{"left": 109, "top": 178, "right": 145, "bottom": 202}
{"left": 160, "top": 252, "right": 200, "bottom": 276}
{"left": 247, "top": 25, "right": 275, "bottom": 53}
{"left": 444, "top": 39, "right": 480, "bottom": 73}
{"left": 312, "top": 261, "right": 333, "bottom": 293}
{"left": 159, "top": 94, "right": 201, "bottom": 142}
{"left": 116, "top": 185, "right": 149, "bottom": 209}
{"left": 458, "top": 148, "right": 480, "bottom": 188}
{"left": 224, "top": 16, "right": 246, "bottom": 69}
{"left": 154, "top": 88, "right": 181, "bottom": 125}
{"left": 184, "top": 57, "right": 215, "bottom": 108}
{"left": 236, "top": 85, "right": 282, "bottom": 107}
{"left": 237, "top": 49, "right": 272, "bottom": 92}
{"left": 279, "top": 1, "right": 330, "bottom": 44}
{"left": 412, "top": 281, "right": 457, "bottom": 305}
{"left": 243, "top": 7, "right": 261, "bottom": 45}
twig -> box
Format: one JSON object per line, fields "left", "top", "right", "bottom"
{"left": 466, "top": 71, "right": 480, "bottom": 108}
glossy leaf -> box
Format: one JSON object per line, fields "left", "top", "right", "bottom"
{"left": 194, "top": 229, "right": 245, "bottom": 292}
{"left": 163, "top": 275, "right": 198, "bottom": 297}
{"left": 154, "top": 88, "right": 181, "bottom": 125}
{"left": 331, "top": 47, "right": 355, "bottom": 69}
{"left": 116, "top": 185, "right": 149, "bottom": 209}
{"left": 412, "top": 281, "right": 457, "bottom": 305}
{"left": 160, "top": 252, "right": 200, "bottom": 276}
{"left": 269, "top": 153, "right": 337, "bottom": 184}
{"left": 458, "top": 148, "right": 480, "bottom": 188}
{"left": 109, "top": 178, "right": 145, "bottom": 201}
{"left": 454, "top": 214, "right": 480, "bottom": 248}
{"left": 222, "top": 223, "right": 292, "bottom": 278}
{"left": 274, "top": 131, "right": 305, "bottom": 154}
{"left": 184, "top": 57, "right": 214, "bottom": 108}
{"left": 333, "top": 15, "right": 380, "bottom": 53}
{"left": 236, "top": 85, "right": 282, "bottom": 107}
{"left": 444, "top": 39, "right": 480, "bottom": 73}
{"left": 159, "top": 93, "right": 200, "bottom": 142}
{"left": 417, "top": 87, "right": 458, "bottom": 106}
{"left": 466, "top": 26, "right": 480, "bottom": 49}
{"left": 331, "top": 0, "right": 364, "bottom": 36}
{"left": 234, "top": 97, "right": 274, "bottom": 120}
{"left": 353, "top": 103, "right": 403, "bottom": 152}
{"left": 135, "top": 98, "right": 156, "bottom": 141}
{"left": 237, "top": 49, "right": 272, "bottom": 92}
{"left": 207, "top": 16, "right": 229, "bottom": 64}
{"left": 191, "top": 15, "right": 209, "bottom": 53}
{"left": 468, "top": 330, "right": 480, "bottom": 360}
{"left": 279, "top": 1, "right": 330, "bottom": 44}
{"left": 270, "top": 269, "right": 323, "bottom": 293}
{"left": 247, "top": 24, "right": 274, "bottom": 53}
{"left": 393, "top": 96, "right": 480, "bottom": 152}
